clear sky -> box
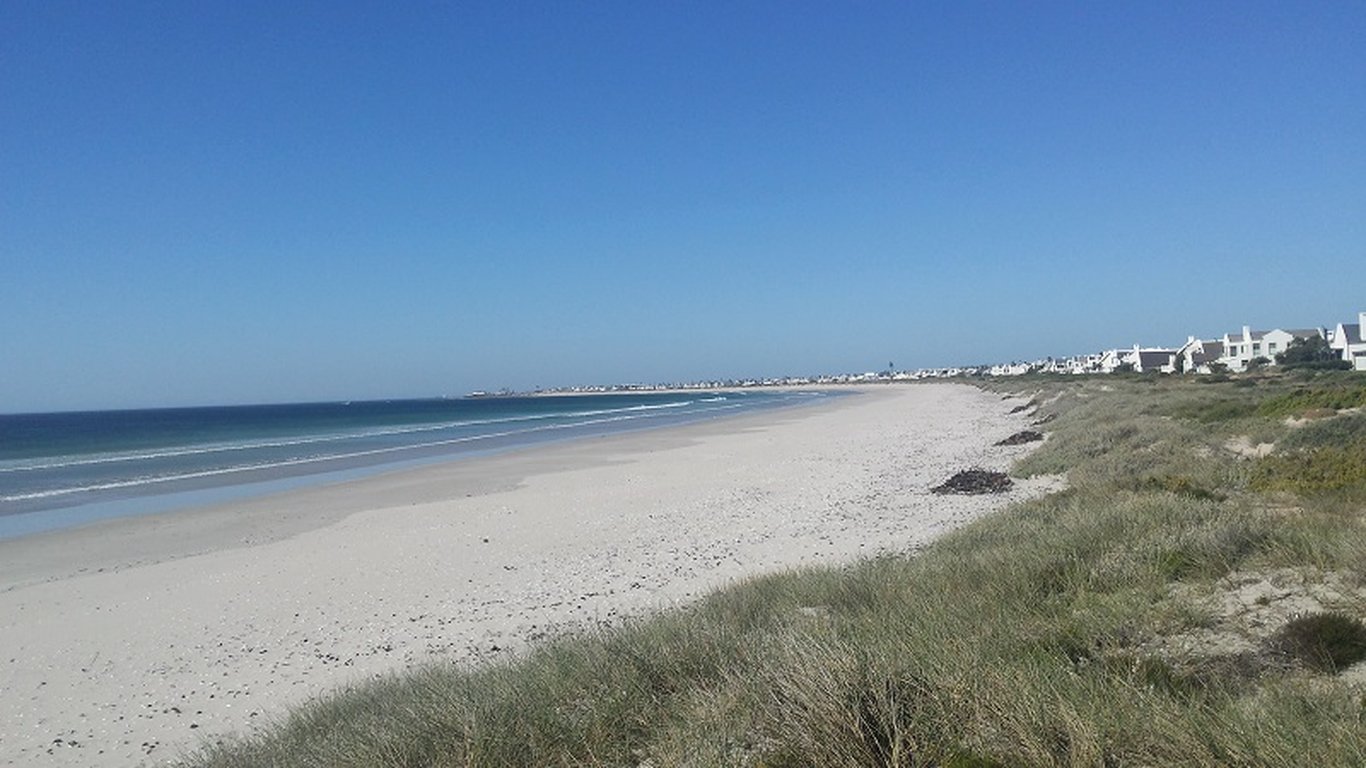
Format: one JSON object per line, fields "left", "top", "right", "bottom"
{"left": 3, "top": 1, "right": 1364, "bottom": 412}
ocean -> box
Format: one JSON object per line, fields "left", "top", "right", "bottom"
{"left": 0, "top": 390, "right": 831, "bottom": 539}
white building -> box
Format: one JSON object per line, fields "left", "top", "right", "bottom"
{"left": 1127, "top": 345, "right": 1179, "bottom": 373}
{"left": 1329, "top": 312, "right": 1366, "bottom": 371}
{"left": 1054, "top": 355, "right": 1089, "bottom": 374}
{"left": 1097, "top": 349, "right": 1130, "bottom": 374}
{"left": 1218, "top": 326, "right": 1324, "bottom": 371}
{"left": 1094, "top": 346, "right": 1176, "bottom": 373}
{"left": 1174, "top": 337, "right": 1226, "bottom": 374}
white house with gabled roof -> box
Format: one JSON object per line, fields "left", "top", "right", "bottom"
{"left": 1097, "top": 348, "right": 1130, "bottom": 374}
{"left": 1218, "top": 325, "right": 1325, "bottom": 371}
{"left": 1096, "top": 345, "right": 1178, "bottom": 373}
{"left": 1175, "top": 337, "right": 1225, "bottom": 374}
{"left": 1126, "top": 345, "right": 1179, "bottom": 373}
{"left": 1329, "top": 311, "right": 1366, "bottom": 371}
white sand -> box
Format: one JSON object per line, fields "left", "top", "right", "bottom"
{"left": 0, "top": 384, "right": 1057, "bottom": 767}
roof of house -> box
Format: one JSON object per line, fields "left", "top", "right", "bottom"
{"left": 1191, "top": 341, "right": 1224, "bottom": 363}
{"left": 1283, "top": 328, "right": 1323, "bottom": 339}
{"left": 1137, "top": 350, "right": 1175, "bottom": 368}
{"left": 1227, "top": 328, "right": 1320, "bottom": 343}
{"left": 1337, "top": 323, "right": 1364, "bottom": 345}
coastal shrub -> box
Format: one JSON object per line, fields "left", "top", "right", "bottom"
{"left": 1267, "top": 612, "right": 1366, "bottom": 672}
{"left": 748, "top": 644, "right": 944, "bottom": 767}
{"left": 1135, "top": 474, "right": 1225, "bottom": 501}
{"left": 1255, "top": 501, "right": 1366, "bottom": 576}
{"left": 1169, "top": 399, "right": 1258, "bottom": 424}
{"left": 1257, "top": 385, "right": 1366, "bottom": 419}
{"left": 1024, "top": 422, "right": 1227, "bottom": 494}
{"left": 1277, "top": 336, "right": 1352, "bottom": 371}
{"left": 1010, "top": 382, "right": 1228, "bottom": 480}
{"left": 1012, "top": 419, "right": 1137, "bottom": 476}
{"left": 1149, "top": 517, "right": 1273, "bottom": 580}
{"left": 1279, "top": 412, "right": 1366, "bottom": 452}
{"left": 1100, "top": 653, "right": 1206, "bottom": 698}
{"left": 1249, "top": 447, "right": 1366, "bottom": 495}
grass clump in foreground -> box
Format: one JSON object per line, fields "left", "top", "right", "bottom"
{"left": 1268, "top": 612, "right": 1366, "bottom": 673}
{"left": 176, "top": 374, "right": 1366, "bottom": 768}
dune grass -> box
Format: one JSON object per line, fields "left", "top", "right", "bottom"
{"left": 175, "top": 373, "right": 1366, "bottom": 767}
{"left": 1256, "top": 383, "right": 1366, "bottom": 419}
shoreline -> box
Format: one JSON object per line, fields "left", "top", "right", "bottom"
{"left": 0, "top": 383, "right": 1058, "bottom": 768}
{"left": 0, "top": 388, "right": 823, "bottom": 538}
{"left": 0, "top": 390, "right": 843, "bottom": 592}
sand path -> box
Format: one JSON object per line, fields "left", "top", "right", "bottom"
{"left": 0, "top": 384, "right": 1055, "bottom": 767}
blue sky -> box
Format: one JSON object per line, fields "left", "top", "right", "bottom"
{"left": 3, "top": 1, "right": 1364, "bottom": 411}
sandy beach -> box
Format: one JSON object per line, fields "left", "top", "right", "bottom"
{"left": 0, "top": 383, "right": 1058, "bottom": 767}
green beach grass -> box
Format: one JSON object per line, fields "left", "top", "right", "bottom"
{"left": 175, "top": 373, "right": 1366, "bottom": 767}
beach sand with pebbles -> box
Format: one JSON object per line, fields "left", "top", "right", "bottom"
{"left": 0, "top": 383, "right": 1059, "bottom": 767}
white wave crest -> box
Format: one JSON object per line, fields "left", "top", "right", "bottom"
{"left": 0, "top": 400, "right": 697, "bottom": 474}
{"left": 0, "top": 401, "right": 743, "bottom": 503}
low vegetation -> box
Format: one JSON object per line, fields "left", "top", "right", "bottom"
{"left": 1276, "top": 335, "right": 1354, "bottom": 372}
{"left": 1269, "top": 612, "right": 1366, "bottom": 673}
{"left": 1249, "top": 446, "right": 1366, "bottom": 495}
{"left": 1256, "top": 383, "right": 1366, "bottom": 419}
{"left": 176, "top": 372, "right": 1366, "bottom": 768}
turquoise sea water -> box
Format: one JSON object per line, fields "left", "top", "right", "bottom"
{"left": 0, "top": 390, "right": 830, "bottom": 539}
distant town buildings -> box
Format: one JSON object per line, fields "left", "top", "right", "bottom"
{"left": 515, "top": 309, "right": 1365, "bottom": 396}
{"left": 973, "top": 310, "right": 1363, "bottom": 379}
{"left": 913, "top": 309, "right": 1364, "bottom": 381}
